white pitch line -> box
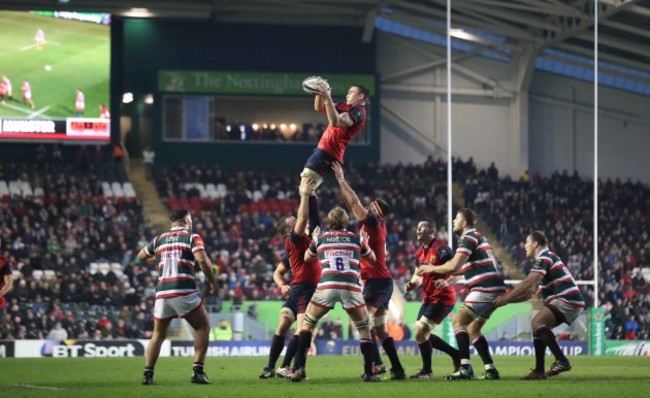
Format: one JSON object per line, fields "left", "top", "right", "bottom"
{"left": 28, "top": 105, "right": 51, "bottom": 118}
{"left": 1, "top": 102, "right": 52, "bottom": 118}
{"left": 14, "top": 383, "right": 62, "bottom": 391}
{"left": 20, "top": 41, "right": 61, "bottom": 51}
{"left": 1, "top": 101, "right": 33, "bottom": 115}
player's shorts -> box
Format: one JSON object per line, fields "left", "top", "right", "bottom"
{"left": 153, "top": 291, "right": 203, "bottom": 321}
{"left": 310, "top": 287, "right": 365, "bottom": 310}
{"left": 75, "top": 101, "right": 85, "bottom": 110}
{"left": 302, "top": 148, "right": 337, "bottom": 178}
{"left": 362, "top": 278, "right": 393, "bottom": 310}
{"left": 24, "top": 93, "right": 32, "bottom": 100}
{"left": 283, "top": 283, "right": 317, "bottom": 318}
{"left": 463, "top": 290, "right": 505, "bottom": 319}
{"left": 417, "top": 303, "right": 455, "bottom": 326}
{"left": 546, "top": 298, "right": 584, "bottom": 325}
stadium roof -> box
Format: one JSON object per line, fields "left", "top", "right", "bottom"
{"left": 2, "top": 0, "right": 649, "bottom": 75}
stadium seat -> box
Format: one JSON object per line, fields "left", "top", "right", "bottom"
{"left": 12, "top": 270, "right": 21, "bottom": 280}
{"left": 89, "top": 262, "right": 99, "bottom": 275}
{"left": 150, "top": 270, "right": 159, "bottom": 279}
{"left": 43, "top": 270, "right": 56, "bottom": 280}
{"left": 110, "top": 262, "right": 123, "bottom": 272}
{"left": 111, "top": 182, "right": 125, "bottom": 198}
{"left": 0, "top": 181, "right": 8, "bottom": 197}
{"left": 216, "top": 183, "right": 228, "bottom": 198}
{"left": 21, "top": 181, "right": 33, "bottom": 197}
{"left": 112, "top": 269, "right": 124, "bottom": 279}
{"left": 123, "top": 182, "right": 136, "bottom": 198}
{"left": 98, "top": 262, "right": 111, "bottom": 275}
{"left": 206, "top": 183, "right": 218, "bottom": 199}
{"left": 8, "top": 181, "right": 22, "bottom": 197}
{"left": 101, "top": 182, "right": 113, "bottom": 197}
{"left": 253, "top": 190, "right": 264, "bottom": 202}
{"left": 195, "top": 183, "right": 207, "bottom": 198}
{"left": 32, "top": 270, "right": 44, "bottom": 280}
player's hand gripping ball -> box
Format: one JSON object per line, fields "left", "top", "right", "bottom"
{"left": 302, "top": 76, "right": 330, "bottom": 95}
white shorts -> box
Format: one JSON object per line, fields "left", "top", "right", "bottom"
{"left": 463, "top": 290, "right": 505, "bottom": 319}
{"left": 310, "top": 288, "right": 365, "bottom": 310}
{"left": 546, "top": 298, "right": 584, "bottom": 325}
{"left": 76, "top": 101, "right": 85, "bottom": 110}
{"left": 153, "top": 292, "right": 203, "bottom": 321}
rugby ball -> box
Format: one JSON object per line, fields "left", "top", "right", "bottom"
{"left": 302, "top": 76, "right": 329, "bottom": 95}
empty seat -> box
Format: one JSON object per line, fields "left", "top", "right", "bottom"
{"left": 101, "top": 182, "right": 113, "bottom": 197}
{"left": 206, "top": 183, "right": 218, "bottom": 199}
{"left": 21, "top": 181, "right": 33, "bottom": 197}
{"left": 43, "top": 270, "right": 56, "bottom": 280}
{"left": 32, "top": 270, "right": 44, "bottom": 280}
{"left": 89, "top": 262, "right": 99, "bottom": 275}
{"left": 98, "top": 262, "right": 110, "bottom": 275}
{"left": 111, "top": 182, "right": 124, "bottom": 198}
{"left": 110, "top": 262, "right": 123, "bottom": 272}
{"left": 8, "top": 181, "right": 22, "bottom": 197}
{"left": 123, "top": 182, "right": 136, "bottom": 198}
{"left": 216, "top": 183, "right": 227, "bottom": 198}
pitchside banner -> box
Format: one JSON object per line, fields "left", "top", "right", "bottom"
{"left": 1, "top": 339, "right": 588, "bottom": 358}
{"left": 314, "top": 340, "right": 587, "bottom": 356}
{"left": 605, "top": 340, "right": 650, "bottom": 356}
{"left": 158, "top": 70, "right": 375, "bottom": 96}
{"left": 6, "top": 340, "right": 169, "bottom": 358}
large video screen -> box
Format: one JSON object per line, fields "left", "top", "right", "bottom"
{"left": 0, "top": 11, "right": 111, "bottom": 143}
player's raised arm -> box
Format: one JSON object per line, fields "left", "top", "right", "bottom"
{"left": 295, "top": 180, "right": 317, "bottom": 235}
{"left": 318, "top": 83, "right": 353, "bottom": 128}
{"left": 332, "top": 162, "right": 367, "bottom": 221}
{"left": 304, "top": 226, "right": 321, "bottom": 262}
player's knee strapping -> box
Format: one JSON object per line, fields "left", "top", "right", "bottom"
{"left": 370, "top": 315, "right": 388, "bottom": 328}
{"left": 300, "top": 168, "right": 323, "bottom": 187}
{"left": 416, "top": 316, "right": 436, "bottom": 331}
{"left": 279, "top": 307, "right": 296, "bottom": 323}
{"left": 354, "top": 318, "right": 370, "bottom": 329}
{"left": 303, "top": 313, "right": 318, "bottom": 327}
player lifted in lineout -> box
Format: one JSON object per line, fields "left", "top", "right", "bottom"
{"left": 299, "top": 78, "right": 369, "bottom": 190}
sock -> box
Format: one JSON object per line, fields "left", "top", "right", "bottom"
{"left": 537, "top": 326, "right": 567, "bottom": 362}
{"left": 267, "top": 334, "right": 285, "bottom": 369}
{"left": 429, "top": 334, "right": 460, "bottom": 361}
{"left": 293, "top": 330, "right": 312, "bottom": 370}
{"left": 370, "top": 330, "right": 384, "bottom": 366}
{"left": 192, "top": 362, "right": 204, "bottom": 372}
{"left": 472, "top": 335, "right": 494, "bottom": 366}
{"left": 455, "top": 330, "right": 470, "bottom": 367}
{"left": 533, "top": 330, "right": 547, "bottom": 373}
{"left": 360, "top": 339, "right": 375, "bottom": 375}
{"left": 281, "top": 335, "right": 299, "bottom": 368}
{"left": 381, "top": 337, "right": 403, "bottom": 372}
{"left": 418, "top": 341, "right": 433, "bottom": 373}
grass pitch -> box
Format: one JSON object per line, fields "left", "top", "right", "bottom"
{"left": 0, "top": 11, "right": 109, "bottom": 119}
{"left": 1, "top": 355, "right": 648, "bottom": 398}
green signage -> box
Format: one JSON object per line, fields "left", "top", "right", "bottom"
{"left": 589, "top": 307, "right": 606, "bottom": 355}
{"left": 157, "top": 70, "right": 375, "bottom": 96}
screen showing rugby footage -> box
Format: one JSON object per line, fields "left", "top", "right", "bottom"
{"left": 0, "top": 11, "right": 111, "bottom": 143}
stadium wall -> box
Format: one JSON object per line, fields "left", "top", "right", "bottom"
{"left": 529, "top": 71, "right": 650, "bottom": 183}
{"left": 118, "top": 19, "right": 379, "bottom": 168}
{"left": 375, "top": 31, "right": 650, "bottom": 183}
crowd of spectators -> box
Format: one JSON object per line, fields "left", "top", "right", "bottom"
{"left": 1, "top": 145, "right": 156, "bottom": 340}
{"left": 1, "top": 144, "right": 648, "bottom": 342}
